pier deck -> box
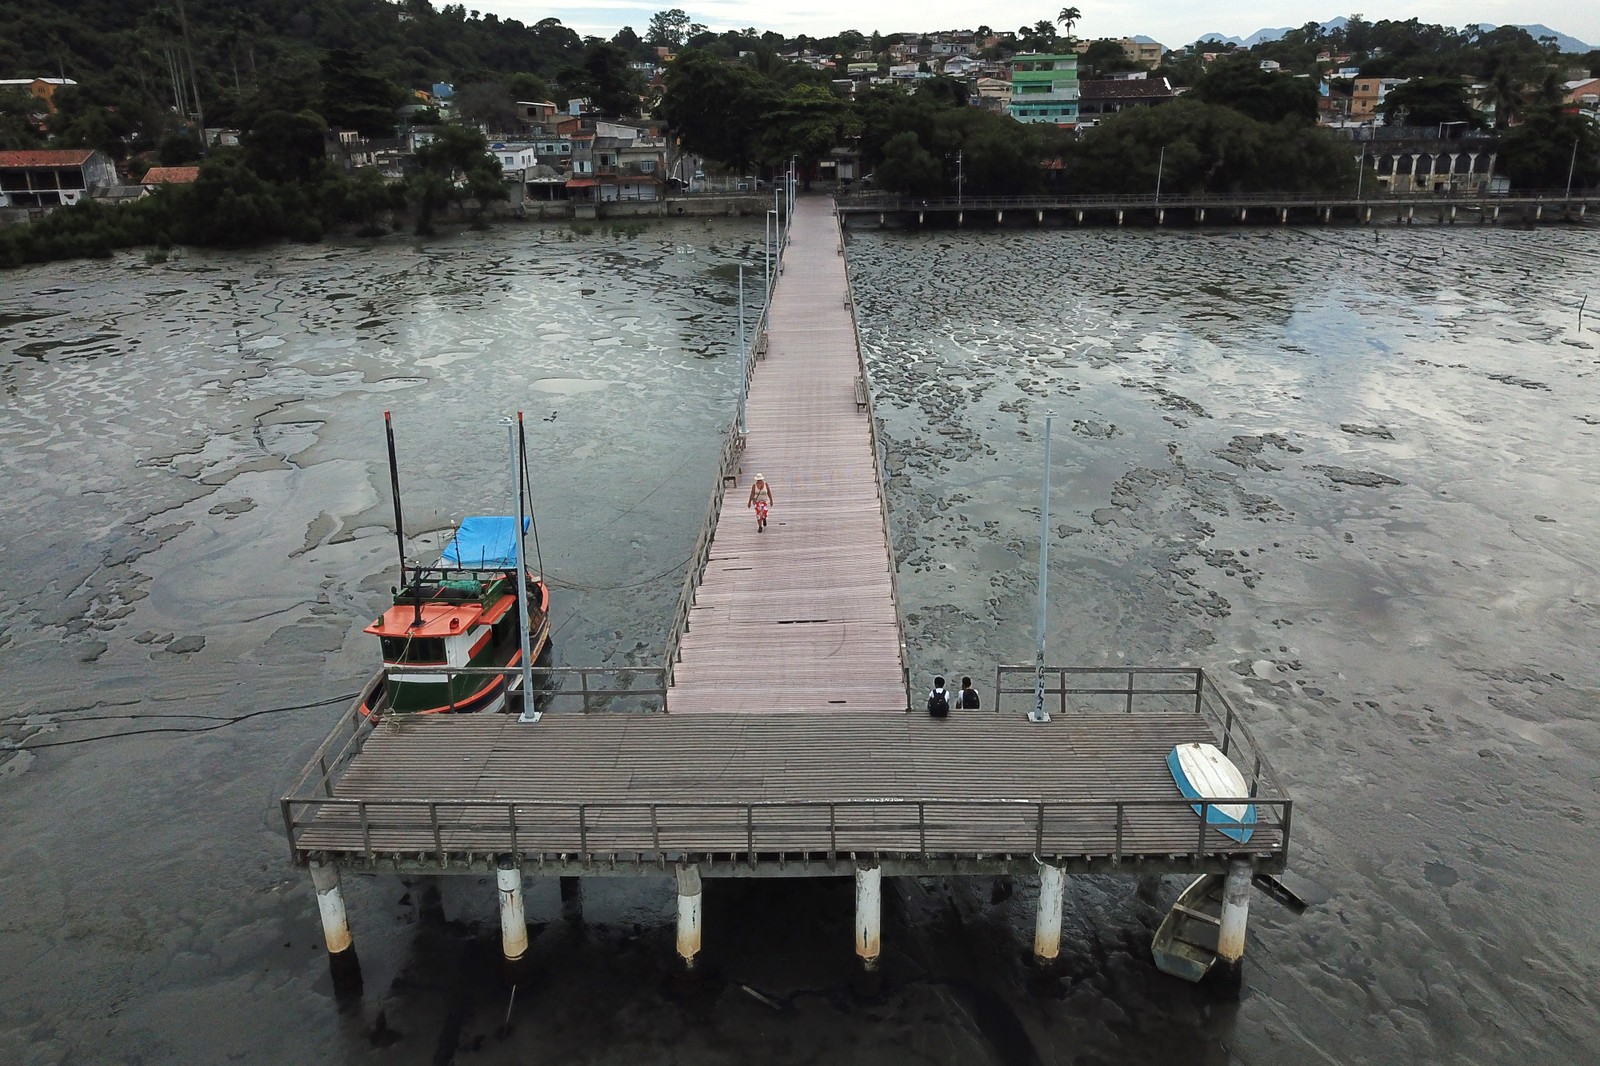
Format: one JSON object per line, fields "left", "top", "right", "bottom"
{"left": 283, "top": 199, "right": 1291, "bottom": 885}
{"left": 668, "top": 196, "right": 905, "bottom": 713}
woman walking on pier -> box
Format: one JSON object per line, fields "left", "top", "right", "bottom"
{"left": 747, "top": 473, "right": 774, "bottom": 532}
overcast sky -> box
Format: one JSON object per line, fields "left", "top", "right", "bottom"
{"left": 486, "top": 3, "right": 1597, "bottom": 52}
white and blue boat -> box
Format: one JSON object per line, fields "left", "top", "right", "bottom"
{"left": 1167, "top": 742, "right": 1256, "bottom": 843}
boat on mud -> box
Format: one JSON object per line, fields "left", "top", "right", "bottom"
{"left": 359, "top": 413, "right": 551, "bottom": 719}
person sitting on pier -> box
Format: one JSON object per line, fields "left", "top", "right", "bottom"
{"left": 956, "top": 676, "right": 980, "bottom": 710}
{"left": 747, "top": 473, "right": 774, "bottom": 532}
{"left": 927, "top": 677, "right": 951, "bottom": 718}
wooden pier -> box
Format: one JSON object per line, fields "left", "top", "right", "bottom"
{"left": 282, "top": 196, "right": 1293, "bottom": 989}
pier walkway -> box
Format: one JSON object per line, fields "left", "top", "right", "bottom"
{"left": 282, "top": 195, "right": 1294, "bottom": 988}
{"left": 668, "top": 197, "right": 904, "bottom": 713}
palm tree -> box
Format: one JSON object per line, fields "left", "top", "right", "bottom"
{"left": 1058, "top": 7, "right": 1082, "bottom": 40}
{"left": 1488, "top": 68, "right": 1522, "bottom": 129}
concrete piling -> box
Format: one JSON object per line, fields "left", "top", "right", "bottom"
{"left": 1032, "top": 862, "right": 1066, "bottom": 966}
{"left": 309, "top": 860, "right": 361, "bottom": 988}
{"left": 496, "top": 857, "right": 528, "bottom": 964}
{"left": 854, "top": 860, "right": 882, "bottom": 971}
{"left": 1215, "top": 858, "right": 1253, "bottom": 988}
{"left": 675, "top": 863, "right": 702, "bottom": 968}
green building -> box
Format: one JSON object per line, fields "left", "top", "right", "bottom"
{"left": 1008, "top": 52, "right": 1079, "bottom": 126}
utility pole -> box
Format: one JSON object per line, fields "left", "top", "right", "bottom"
{"left": 1155, "top": 145, "right": 1165, "bottom": 202}
{"left": 1566, "top": 136, "right": 1580, "bottom": 200}
{"left": 957, "top": 150, "right": 963, "bottom": 206}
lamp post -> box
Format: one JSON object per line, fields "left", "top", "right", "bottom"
{"left": 957, "top": 150, "right": 964, "bottom": 206}
{"left": 1155, "top": 145, "right": 1165, "bottom": 203}
{"left": 765, "top": 209, "right": 776, "bottom": 296}
{"left": 1029, "top": 411, "right": 1056, "bottom": 725}
{"left": 1566, "top": 136, "right": 1580, "bottom": 200}
{"left": 1356, "top": 146, "right": 1365, "bottom": 199}
{"left": 737, "top": 264, "right": 748, "bottom": 435}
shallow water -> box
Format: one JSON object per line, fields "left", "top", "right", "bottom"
{"left": 1, "top": 217, "right": 1597, "bottom": 1064}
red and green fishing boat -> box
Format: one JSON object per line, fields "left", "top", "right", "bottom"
{"left": 359, "top": 414, "right": 552, "bottom": 719}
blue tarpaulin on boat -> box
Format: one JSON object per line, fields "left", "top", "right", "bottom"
{"left": 441, "top": 516, "right": 529, "bottom": 569}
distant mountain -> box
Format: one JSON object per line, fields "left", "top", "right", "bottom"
{"left": 1196, "top": 17, "right": 1592, "bottom": 52}
{"left": 1478, "top": 24, "right": 1594, "bottom": 53}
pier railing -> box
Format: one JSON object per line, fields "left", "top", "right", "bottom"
{"left": 993, "top": 666, "right": 1289, "bottom": 806}
{"left": 837, "top": 220, "right": 911, "bottom": 701}
{"left": 838, "top": 189, "right": 1600, "bottom": 212}
{"left": 661, "top": 243, "right": 778, "bottom": 686}
{"left": 282, "top": 793, "right": 1289, "bottom": 869}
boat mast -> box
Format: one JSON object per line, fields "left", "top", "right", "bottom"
{"left": 383, "top": 412, "right": 422, "bottom": 628}
{"left": 508, "top": 414, "right": 539, "bottom": 723}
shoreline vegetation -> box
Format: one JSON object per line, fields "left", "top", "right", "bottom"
{"left": 2, "top": 4, "right": 1597, "bottom": 268}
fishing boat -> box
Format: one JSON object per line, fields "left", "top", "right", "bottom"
{"left": 1166, "top": 741, "right": 1256, "bottom": 843}
{"left": 358, "top": 414, "right": 551, "bottom": 719}
{"left": 1151, "top": 873, "right": 1224, "bottom": 983}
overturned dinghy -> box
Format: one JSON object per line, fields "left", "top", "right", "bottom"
{"left": 1167, "top": 741, "right": 1257, "bottom": 843}
{"left": 1152, "top": 873, "right": 1225, "bottom": 983}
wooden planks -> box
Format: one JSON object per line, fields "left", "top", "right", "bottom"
{"left": 294, "top": 711, "right": 1286, "bottom": 859}
{"left": 669, "top": 197, "right": 906, "bottom": 715}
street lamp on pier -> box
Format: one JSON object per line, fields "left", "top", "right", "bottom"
{"left": 1155, "top": 145, "right": 1165, "bottom": 203}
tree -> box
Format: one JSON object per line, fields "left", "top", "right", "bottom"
{"left": 1188, "top": 58, "right": 1318, "bottom": 124}
{"left": 320, "top": 49, "right": 403, "bottom": 137}
{"left": 1379, "top": 78, "right": 1480, "bottom": 130}
{"left": 559, "top": 41, "right": 644, "bottom": 116}
{"left": 1058, "top": 8, "right": 1082, "bottom": 40}
{"left": 874, "top": 131, "right": 942, "bottom": 195}
{"left": 1069, "top": 98, "right": 1355, "bottom": 195}
{"left": 453, "top": 81, "right": 519, "bottom": 131}
{"left": 657, "top": 49, "right": 780, "bottom": 170}
{"left": 409, "top": 124, "right": 504, "bottom": 233}
{"left": 1499, "top": 106, "right": 1600, "bottom": 189}
{"left": 242, "top": 110, "right": 328, "bottom": 185}
{"left": 647, "top": 8, "right": 691, "bottom": 49}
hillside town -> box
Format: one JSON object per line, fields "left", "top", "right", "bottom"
{"left": 1, "top": 7, "right": 1597, "bottom": 252}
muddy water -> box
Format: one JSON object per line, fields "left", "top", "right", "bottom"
{"left": 1, "top": 218, "right": 1597, "bottom": 1064}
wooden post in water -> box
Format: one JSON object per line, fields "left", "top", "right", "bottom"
{"left": 309, "top": 860, "right": 361, "bottom": 989}
{"left": 675, "top": 863, "right": 702, "bottom": 968}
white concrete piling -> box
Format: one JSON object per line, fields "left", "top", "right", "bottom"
{"left": 497, "top": 858, "right": 528, "bottom": 963}
{"left": 854, "top": 861, "right": 882, "bottom": 970}
{"left": 310, "top": 860, "right": 352, "bottom": 954}
{"left": 1033, "top": 862, "right": 1066, "bottom": 964}
{"left": 675, "top": 863, "right": 702, "bottom": 968}
{"left": 309, "top": 860, "right": 361, "bottom": 986}
{"left": 1216, "top": 858, "right": 1253, "bottom": 984}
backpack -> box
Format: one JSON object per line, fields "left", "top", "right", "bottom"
{"left": 927, "top": 689, "right": 949, "bottom": 717}
{"left": 961, "top": 688, "right": 979, "bottom": 710}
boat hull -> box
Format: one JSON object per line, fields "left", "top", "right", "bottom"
{"left": 1152, "top": 874, "right": 1225, "bottom": 983}
{"left": 360, "top": 576, "right": 552, "bottom": 719}
{"left": 1167, "top": 742, "right": 1256, "bottom": 843}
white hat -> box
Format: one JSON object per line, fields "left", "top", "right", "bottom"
{"left": 754, "top": 473, "right": 765, "bottom": 481}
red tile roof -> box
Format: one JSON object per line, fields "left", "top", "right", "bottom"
{"left": 143, "top": 166, "right": 200, "bottom": 184}
{"left": 0, "top": 148, "right": 95, "bottom": 168}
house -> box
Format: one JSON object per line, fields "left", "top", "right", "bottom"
{"left": 1009, "top": 53, "right": 1079, "bottom": 127}
{"left": 141, "top": 166, "right": 200, "bottom": 189}
{"left": 491, "top": 144, "right": 539, "bottom": 174}
{"left": 1077, "top": 77, "right": 1176, "bottom": 122}
{"left": 0, "top": 77, "right": 76, "bottom": 113}
{"left": 941, "top": 55, "right": 981, "bottom": 78}
{"left": 516, "top": 100, "right": 559, "bottom": 129}
{"left": 0, "top": 148, "right": 117, "bottom": 207}
{"left": 1352, "top": 77, "right": 1407, "bottom": 120}
{"left": 1564, "top": 78, "right": 1600, "bottom": 111}
{"left": 975, "top": 77, "right": 1013, "bottom": 112}
{"left": 1118, "top": 37, "right": 1165, "bottom": 67}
